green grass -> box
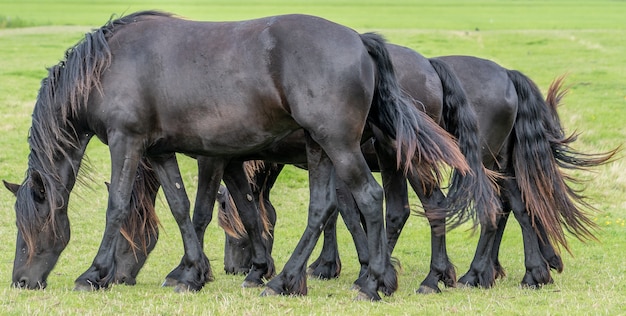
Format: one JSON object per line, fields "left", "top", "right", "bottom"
{"left": 1, "top": 1, "right": 625, "bottom": 315}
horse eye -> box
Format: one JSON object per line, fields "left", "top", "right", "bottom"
{"left": 33, "top": 189, "right": 46, "bottom": 203}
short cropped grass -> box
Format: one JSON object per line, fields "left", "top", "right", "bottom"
{"left": 0, "top": 1, "right": 625, "bottom": 315}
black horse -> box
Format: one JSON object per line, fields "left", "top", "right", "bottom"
{"left": 105, "top": 44, "right": 500, "bottom": 293}
{"left": 214, "top": 54, "right": 617, "bottom": 291}
{"left": 3, "top": 11, "right": 469, "bottom": 300}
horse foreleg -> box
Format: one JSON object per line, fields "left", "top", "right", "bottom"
{"left": 114, "top": 158, "right": 161, "bottom": 285}
{"left": 252, "top": 162, "right": 283, "bottom": 257}
{"left": 162, "top": 156, "right": 225, "bottom": 287}
{"left": 149, "top": 154, "right": 212, "bottom": 292}
{"left": 75, "top": 138, "right": 142, "bottom": 291}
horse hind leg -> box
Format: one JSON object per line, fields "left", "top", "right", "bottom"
{"left": 307, "top": 207, "right": 342, "bottom": 279}
{"left": 263, "top": 134, "right": 337, "bottom": 297}
{"left": 162, "top": 156, "right": 224, "bottom": 287}
{"left": 501, "top": 178, "right": 553, "bottom": 288}
{"left": 535, "top": 216, "right": 564, "bottom": 273}
{"left": 411, "top": 180, "right": 457, "bottom": 294}
{"left": 457, "top": 214, "right": 501, "bottom": 288}
{"left": 148, "top": 154, "right": 212, "bottom": 292}
{"left": 307, "top": 172, "right": 374, "bottom": 281}
{"left": 490, "top": 209, "right": 511, "bottom": 280}
{"left": 323, "top": 144, "right": 396, "bottom": 301}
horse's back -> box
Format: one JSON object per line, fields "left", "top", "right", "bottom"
{"left": 92, "top": 13, "right": 374, "bottom": 156}
{"left": 387, "top": 44, "right": 443, "bottom": 122}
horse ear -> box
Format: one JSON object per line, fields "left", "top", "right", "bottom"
{"left": 29, "top": 170, "right": 46, "bottom": 201}
{"left": 3, "top": 180, "right": 21, "bottom": 196}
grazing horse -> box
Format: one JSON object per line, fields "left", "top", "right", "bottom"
{"left": 106, "top": 44, "right": 499, "bottom": 292}
{"left": 214, "top": 54, "right": 617, "bottom": 291}
{"left": 3, "top": 11, "right": 470, "bottom": 300}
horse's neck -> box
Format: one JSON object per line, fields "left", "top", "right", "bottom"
{"left": 61, "top": 131, "right": 93, "bottom": 191}
{"left": 32, "top": 130, "right": 93, "bottom": 193}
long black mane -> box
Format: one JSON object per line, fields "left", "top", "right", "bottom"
{"left": 18, "top": 11, "right": 173, "bottom": 256}
{"left": 28, "top": 11, "right": 171, "bottom": 182}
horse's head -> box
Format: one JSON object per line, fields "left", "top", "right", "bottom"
{"left": 3, "top": 170, "right": 71, "bottom": 290}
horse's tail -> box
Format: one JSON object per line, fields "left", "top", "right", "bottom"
{"left": 429, "top": 58, "right": 501, "bottom": 229}
{"left": 508, "top": 71, "right": 618, "bottom": 253}
{"left": 359, "top": 33, "right": 469, "bottom": 194}
{"left": 118, "top": 158, "right": 161, "bottom": 256}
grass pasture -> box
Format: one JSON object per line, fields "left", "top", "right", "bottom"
{"left": 0, "top": 1, "right": 625, "bottom": 315}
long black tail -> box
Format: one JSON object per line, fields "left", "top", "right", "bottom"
{"left": 359, "top": 33, "right": 469, "bottom": 191}
{"left": 507, "top": 72, "right": 618, "bottom": 253}
{"left": 429, "top": 58, "right": 501, "bottom": 229}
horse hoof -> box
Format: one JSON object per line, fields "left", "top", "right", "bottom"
{"left": 416, "top": 285, "right": 440, "bottom": 294}
{"left": 174, "top": 283, "right": 193, "bottom": 293}
{"left": 242, "top": 280, "right": 264, "bottom": 288}
{"left": 73, "top": 281, "right": 101, "bottom": 291}
{"left": 260, "top": 287, "right": 279, "bottom": 296}
{"left": 161, "top": 277, "right": 178, "bottom": 287}
{"left": 73, "top": 284, "right": 94, "bottom": 292}
{"left": 455, "top": 282, "right": 472, "bottom": 288}
{"left": 353, "top": 290, "right": 380, "bottom": 301}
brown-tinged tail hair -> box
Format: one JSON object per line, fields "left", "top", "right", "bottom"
{"left": 508, "top": 72, "right": 619, "bottom": 253}
{"left": 360, "top": 33, "right": 469, "bottom": 204}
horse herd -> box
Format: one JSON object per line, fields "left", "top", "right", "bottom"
{"left": 3, "top": 11, "right": 617, "bottom": 301}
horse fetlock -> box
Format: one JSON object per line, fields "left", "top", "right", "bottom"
{"left": 521, "top": 265, "right": 553, "bottom": 288}
{"left": 263, "top": 272, "right": 307, "bottom": 296}
{"left": 417, "top": 271, "right": 443, "bottom": 294}
{"left": 458, "top": 267, "right": 496, "bottom": 288}
{"left": 243, "top": 265, "right": 268, "bottom": 287}
{"left": 546, "top": 255, "right": 564, "bottom": 273}
{"left": 352, "top": 272, "right": 386, "bottom": 300}
{"left": 307, "top": 256, "right": 341, "bottom": 279}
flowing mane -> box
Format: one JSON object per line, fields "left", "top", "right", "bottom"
{"left": 18, "top": 11, "right": 173, "bottom": 259}
{"left": 28, "top": 10, "right": 172, "bottom": 183}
